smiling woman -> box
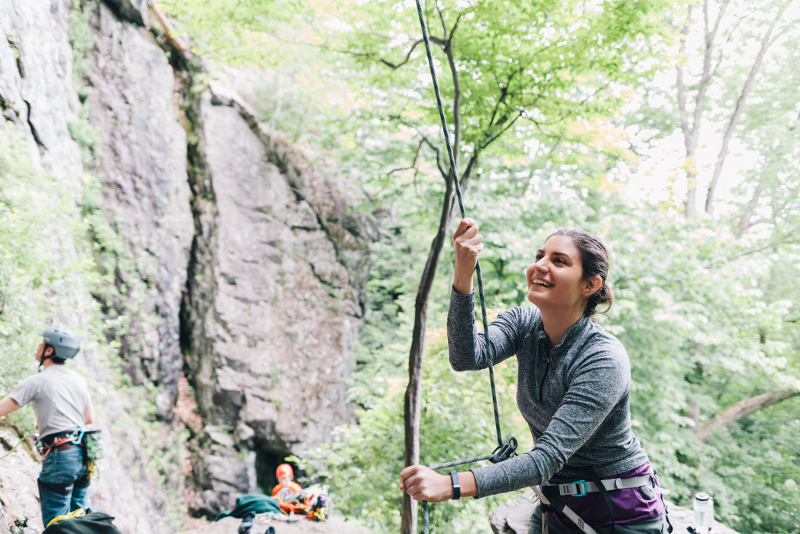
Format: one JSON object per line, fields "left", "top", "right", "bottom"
{"left": 529, "top": 229, "right": 614, "bottom": 327}
{"left": 399, "top": 219, "right": 671, "bottom": 534}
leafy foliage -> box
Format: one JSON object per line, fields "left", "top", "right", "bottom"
{"left": 297, "top": 329, "right": 532, "bottom": 533}
{"left": 0, "top": 126, "right": 85, "bottom": 432}
{"left": 342, "top": 0, "right": 671, "bottom": 157}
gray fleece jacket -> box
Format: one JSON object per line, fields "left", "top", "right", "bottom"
{"left": 447, "top": 289, "right": 649, "bottom": 498}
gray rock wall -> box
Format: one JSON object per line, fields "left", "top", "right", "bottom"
{"left": 0, "top": 0, "right": 83, "bottom": 179}
{"left": 0, "top": 0, "right": 368, "bottom": 528}
{"left": 182, "top": 85, "right": 367, "bottom": 514}
{"left": 84, "top": 2, "right": 193, "bottom": 419}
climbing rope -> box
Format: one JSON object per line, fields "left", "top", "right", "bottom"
{"left": 0, "top": 433, "right": 35, "bottom": 462}
{"left": 413, "top": 1, "right": 516, "bottom": 532}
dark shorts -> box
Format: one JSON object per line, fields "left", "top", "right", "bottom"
{"left": 529, "top": 504, "right": 670, "bottom": 534}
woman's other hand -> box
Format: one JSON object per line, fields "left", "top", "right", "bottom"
{"left": 399, "top": 465, "right": 454, "bottom": 503}
{"left": 400, "top": 465, "right": 478, "bottom": 502}
{"left": 453, "top": 218, "right": 483, "bottom": 295}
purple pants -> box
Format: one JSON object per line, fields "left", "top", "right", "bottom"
{"left": 543, "top": 463, "right": 666, "bottom": 532}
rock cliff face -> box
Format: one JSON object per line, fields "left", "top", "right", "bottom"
{"left": 84, "top": 2, "right": 194, "bottom": 419}
{"left": 0, "top": 0, "right": 367, "bottom": 529}
{"left": 182, "top": 84, "right": 367, "bottom": 515}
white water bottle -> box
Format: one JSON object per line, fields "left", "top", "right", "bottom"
{"left": 693, "top": 492, "right": 714, "bottom": 533}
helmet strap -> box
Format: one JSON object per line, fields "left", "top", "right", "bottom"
{"left": 38, "top": 344, "right": 54, "bottom": 370}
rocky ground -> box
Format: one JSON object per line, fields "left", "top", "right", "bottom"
{"left": 182, "top": 516, "right": 374, "bottom": 534}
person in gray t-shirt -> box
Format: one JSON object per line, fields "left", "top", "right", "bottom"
{"left": 0, "top": 326, "right": 95, "bottom": 527}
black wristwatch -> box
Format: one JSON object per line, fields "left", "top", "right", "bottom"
{"left": 450, "top": 470, "right": 461, "bottom": 500}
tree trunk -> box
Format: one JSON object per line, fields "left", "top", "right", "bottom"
{"left": 704, "top": 2, "right": 788, "bottom": 214}
{"left": 737, "top": 185, "right": 762, "bottom": 232}
{"left": 697, "top": 387, "right": 800, "bottom": 442}
{"left": 400, "top": 171, "right": 456, "bottom": 534}
{"left": 679, "top": 0, "right": 728, "bottom": 217}
{"left": 400, "top": 156, "right": 475, "bottom": 534}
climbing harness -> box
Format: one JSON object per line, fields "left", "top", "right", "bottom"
{"left": 412, "top": 2, "right": 517, "bottom": 532}
{"left": 535, "top": 469, "right": 674, "bottom": 534}
{"left": 1, "top": 428, "right": 101, "bottom": 481}
{"left": 39, "top": 428, "right": 84, "bottom": 460}
{"left": 37, "top": 428, "right": 103, "bottom": 480}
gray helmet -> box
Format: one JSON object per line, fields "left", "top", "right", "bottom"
{"left": 41, "top": 326, "right": 81, "bottom": 360}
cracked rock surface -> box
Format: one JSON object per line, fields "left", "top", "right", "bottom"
{"left": 183, "top": 88, "right": 368, "bottom": 513}
{"left": 0, "top": 0, "right": 369, "bottom": 528}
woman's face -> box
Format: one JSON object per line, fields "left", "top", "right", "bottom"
{"left": 525, "top": 234, "right": 587, "bottom": 312}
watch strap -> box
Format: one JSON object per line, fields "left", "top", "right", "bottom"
{"left": 450, "top": 470, "right": 461, "bottom": 500}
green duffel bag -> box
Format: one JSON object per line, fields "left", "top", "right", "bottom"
{"left": 43, "top": 513, "right": 120, "bottom": 534}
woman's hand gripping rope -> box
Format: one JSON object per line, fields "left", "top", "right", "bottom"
{"left": 399, "top": 466, "right": 479, "bottom": 503}
{"left": 452, "top": 218, "right": 483, "bottom": 295}
{"left": 399, "top": 438, "right": 518, "bottom": 503}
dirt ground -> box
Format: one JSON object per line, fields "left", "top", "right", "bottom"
{"left": 181, "top": 515, "right": 375, "bottom": 534}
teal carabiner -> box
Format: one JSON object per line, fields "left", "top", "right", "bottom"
{"left": 70, "top": 428, "right": 85, "bottom": 446}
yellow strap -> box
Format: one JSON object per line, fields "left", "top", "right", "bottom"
{"left": 46, "top": 514, "right": 69, "bottom": 528}
{"left": 46, "top": 508, "right": 86, "bottom": 527}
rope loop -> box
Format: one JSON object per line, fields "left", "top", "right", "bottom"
{"left": 490, "top": 436, "right": 519, "bottom": 464}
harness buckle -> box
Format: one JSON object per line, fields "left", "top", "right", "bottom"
{"left": 560, "top": 480, "right": 588, "bottom": 497}
{"left": 489, "top": 437, "right": 518, "bottom": 463}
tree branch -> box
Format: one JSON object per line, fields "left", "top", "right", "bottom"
{"left": 437, "top": 4, "right": 448, "bottom": 39}
{"left": 737, "top": 185, "right": 762, "bottom": 232}
{"left": 675, "top": 21, "right": 691, "bottom": 144}
{"left": 481, "top": 111, "right": 524, "bottom": 151}
{"left": 698, "top": 387, "right": 800, "bottom": 442}
{"left": 385, "top": 140, "right": 424, "bottom": 177}
{"left": 705, "top": 0, "right": 790, "bottom": 214}
{"left": 684, "top": 0, "right": 729, "bottom": 216}
{"left": 443, "top": 38, "right": 462, "bottom": 167}
{"left": 692, "top": 0, "right": 726, "bottom": 147}
{"left": 149, "top": 1, "right": 191, "bottom": 57}
{"left": 379, "top": 39, "right": 425, "bottom": 70}
{"left": 391, "top": 115, "right": 448, "bottom": 178}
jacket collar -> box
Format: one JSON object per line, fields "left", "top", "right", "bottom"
{"left": 535, "top": 314, "right": 590, "bottom": 352}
